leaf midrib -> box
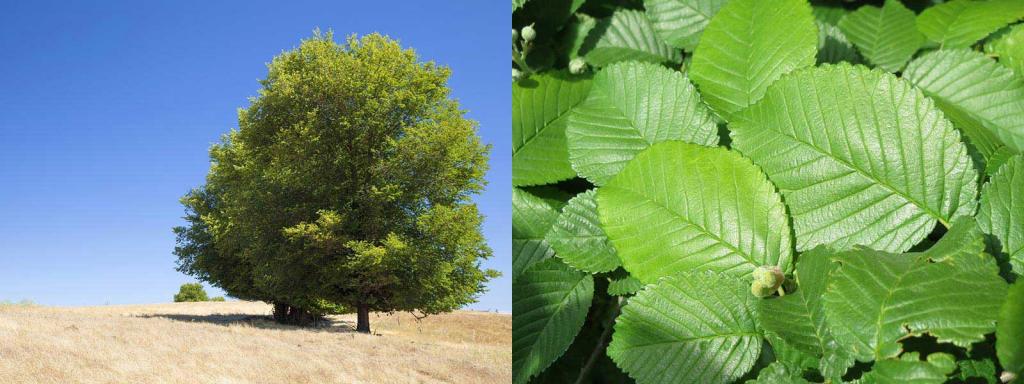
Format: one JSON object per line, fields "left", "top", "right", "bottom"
{"left": 762, "top": 119, "right": 952, "bottom": 227}
{"left": 608, "top": 185, "right": 763, "bottom": 269}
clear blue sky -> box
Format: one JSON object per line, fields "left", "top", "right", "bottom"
{"left": 0, "top": 1, "right": 510, "bottom": 311}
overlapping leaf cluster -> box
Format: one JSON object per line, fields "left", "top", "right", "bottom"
{"left": 513, "top": 0, "right": 1024, "bottom": 383}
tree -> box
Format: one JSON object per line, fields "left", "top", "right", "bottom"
{"left": 173, "top": 32, "right": 498, "bottom": 333}
{"left": 174, "top": 283, "right": 209, "bottom": 302}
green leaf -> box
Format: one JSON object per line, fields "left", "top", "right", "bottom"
{"left": 823, "top": 246, "right": 1007, "bottom": 362}
{"left": 597, "top": 141, "right": 793, "bottom": 283}
{"left": 916, "top": 0, "right": 1024, "bottom": 49}
{"left": 978, "top": 155, "right": 1024, "bottom": 277}
{"left": 559, "top": 14, "right": 598, "bottom": 62}
{"left": 744, "top": 362, "right": 810, "bottom": 384}
{"left": 910, "top": 216, "right": 987, "bottom": 265}
{"left": 512, "top": 187, "right": 564, "bottom": 279}
{"left": 957, "top": 358, "right": 998, "bottom": 384}
{"left": 689, "top": 0, "right": 817, "bottom": 120}
{"left": 644, "top": 0, "right": 727, "bottom": 51}
{"left": 903, "top": 49, "right": 1024, "bottom": 165}
{"left": 997, "top": 280, "right": 1024, "bottom": 378}
{"left": 582, "top": 9, "right": 682, "bottom": 68}
{"left": 986, "top": 24, "right": 1024, "bottom": 78}
{"left": 513, "top": 73, "right": 592, "bottom": 186}
{"left": 608, "top": 271, "right": 762, "bottom": 384}
{"left": 838, "top": 0, "right": 924, "bottom": 72}
{"left": 759, "top": 247, "right": 855, "bottom": 379}
{"left": 607, "top": 272, "right": 644, "bottom": 296}
{"left": 566, "top": 61, "right": 718, "bottom": 185}
{"left": 817, "top": 21, "right": 861, "bottom": 65}
{"left": 813, "top": 5, "right": 848, "bottom": 26}
{"left": 512, "top": 258, "right": 594, "bottom": 384}
{"left": 730, "top": 64, "right": 978, "bottom": 253}
{"left": 545, "top": 189, "right": 620, "bottom": 273}
{"left": 763, "top": 332, "right": 819, "bottom": 372}
{"left": 513, "top": 0, "right": 526, "bottom": 12}
{"left": 858, "top": 352, "right": 957, "bottom": 384}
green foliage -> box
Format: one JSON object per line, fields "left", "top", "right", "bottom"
{"left": 731, "top": 64, "right": 977, "bottom": 253}
{"left": 513, "top": 258, "right": 594, "bottom": 384}
{"left": 513, "top": 72, "right": 592, "bottom": 186}
{"left": 915, "top": 0, "right": 1024, "bottom": 49}
{"left": 210, "top": 296, "right": 226, "bottom": 302}
{"left": 979, "top": 156, "right": 1024, "bottom": 277}
{"left": 838, "top": 0, "right": 923, "bottom": 72}
{"left": 512, "top": 0, "right": 1024, "bottom": 382}
{"left": 689, "top": 0, "right": 817, "bottom": 120}
{"left": 174, "top": 32, "right": 495, "bottom": 332}
{"left": 173, "top": 283, "right": 209, "bottom": 302}
{"left": 998, "top": 280, "right": 1024, "bottom": 379}
{"left": 567, "top": 61, "right": 718, "bottom": 185}
{"left": 598, "top": 141, "right": 791, "bottom": 283}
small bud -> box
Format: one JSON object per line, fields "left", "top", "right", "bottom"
{"left": 569, "top": 58, "right": 587, "bottom": 74}
{"left": 513, "top": 68, "right": 524, "bottom": 81}
{"left": 522, "top": 24, "right": 537, "bottom": 42}
{"left": 1001, "top": 371, "right": 1016, "bottom": 383}
{"left": 513, "top": 29, "right": 520, "bottom": 44}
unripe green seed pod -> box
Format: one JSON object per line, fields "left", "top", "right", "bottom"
{"left": 750, "top": 266, "right": 784, "bottom": 297}
{"left": 751, "top": 280, "right": 775, "bottom": 297}
{"left": 513, "top": 29, "right": 519, "bottom": 44}
{"left": 522, "top": 24, "right": 537, "bottom": 42}
{"left": 569, "top": 58, "right": 587, "bottom": 74}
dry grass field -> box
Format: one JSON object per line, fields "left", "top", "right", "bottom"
{"left": 0, "top": 301, "right": 510, "bottom": 383}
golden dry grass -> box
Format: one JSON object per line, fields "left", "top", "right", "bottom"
{"left": 0, "top": 301, "right": 510, "bottom": 383}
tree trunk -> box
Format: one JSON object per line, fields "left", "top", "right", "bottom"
{"left": 356, "top": 303, "right": 370, "bottom": 333}
{"left": 272, "top": 302, "right": 289, "bottom": 323}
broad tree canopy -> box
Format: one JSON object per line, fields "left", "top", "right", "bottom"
{"left": 173, "top": 32, "right": 497, "bottom": 332}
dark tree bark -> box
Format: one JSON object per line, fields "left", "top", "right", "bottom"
{"left": 273, "top": 302, "right": 289, "bottom": 323}
{"left": 271, "top": 302, "right": 319, "bottom": 327}
{"left": 356, "top": 303, "right": 370, "bottom": 333}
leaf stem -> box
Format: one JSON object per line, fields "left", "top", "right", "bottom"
{"left": 575, "top": 296, "right": 622, "bottom": 384}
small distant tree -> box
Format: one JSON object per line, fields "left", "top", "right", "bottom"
{"left": 210, "top": 296, "right": 226, "bottom": 302}
{"left": 174, "top": 283, "right": 209, "bottom": 302}
{"left": 173, "top": 32, "right": 497, "bottom": 333}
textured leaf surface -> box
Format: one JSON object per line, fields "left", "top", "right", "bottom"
{"left": 978, "top": 155, "right": 1024, "bottom": 277}
{"left": 823, "top": 246, "right": 1007, "bottom": 362}
{"left": 957, "top": 359, "right": 998, "bottom": 384}
{"left": 512, "top": 188, "right": 564, "bottom": 279}
{"left": 644, "top": 0, "right": 727, "bottom": 51}
{"left": 903, "top": 49, "right": 1024, "bottom": 164}
{"left": 916, "top": 0, "right": 1024, "bottom": 49}
{"left": 731, "top": 64, "right": 978, "bottom": 253}
{"left": 858, "top": 353, "right": 956, "bottom": 384}
{"left": 512, "top": 73, "right": 592, "bottom": 186}
{"left": 597, "top": 141, "right": 792, "bottom": 283}
{"left": 512, "top": 258, "right": 594, "bottom": 384}
{"left": 817, "top": 21, "right": 861, "bottom": 65}
{"left": 567, "top": 61, "right": 718, "bottom": 185}
{"left": 744, "top": 362, "right": 810, "bottom": 384}
{"left": 759, "top": 247, "right": 854, "bottom": 379}
{"left": 997, "top": 280, "right": 1024, "bottom": 378}
{"left": 607, "top": 270, "right": 644, "bottom": 296}
{"left": 689, "top": 0, "right": 817, "bottom": 120}
{"left": 608, "top": 272, "right": 761, "bottom": 384}
{"left": 545, "top": 190, "right": 620, "bottom": 273}
{"left": 583, "top": 9, "right": 682, "bottom": 67}
{"left": 986, "top": 24, "right": 1024, "bottom": 78}
{"left": 838, "top": 0, "right": 923, "bottom": 72}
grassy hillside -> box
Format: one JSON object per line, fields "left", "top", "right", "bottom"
{"left": 0, "top": 301, "right": 510, "bottom": 383}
